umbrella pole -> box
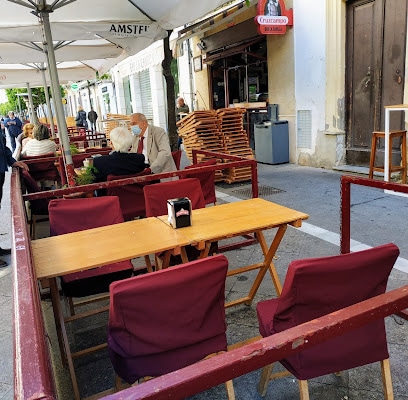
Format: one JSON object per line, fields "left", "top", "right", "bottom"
{"left": 40, "top": 10, "right": 75, "bottom": 186}
{"left": 40, "top": 64, "right": 56, "bottom": 138}
{"left": 26, "top": 83, "right": 38, "bottom": 124}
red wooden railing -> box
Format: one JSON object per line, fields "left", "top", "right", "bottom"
{"left": 21, "top": 150, "right": 259, "bottom": 202}
{"left": 11, "top": 167, "right": 408, "bottom": 399}
{"left": 340, "top": 174, "right": 408, "bottom": 320}
{"left": 11, "top": 170, "right": 56, "bottom": 400}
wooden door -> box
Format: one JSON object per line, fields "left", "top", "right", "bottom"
{"left": 346, "top": 0, "right": 407, "bottom": 165}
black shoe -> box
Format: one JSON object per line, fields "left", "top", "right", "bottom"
{"left": 0, "top": 248, "right": 11, "bottom": 256}
{"left": 0, "top": 258, "right": 8, "bottom": 268}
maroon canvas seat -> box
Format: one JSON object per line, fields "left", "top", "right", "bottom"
{"left": 256, "top": 243, "right": 399, "bottom": 399}
{"left": 21, "top": 170, "right": 51, "bottom": 238}
{"left": 107, "top": 169, "right": 156, "bottom": 220}
{"left": 183, "top": 158, "right": 217, "bottom": 205}
{"left": 108, "top": 254, "right": 234, "bottom": 398}
{"left": 49, "top": 196, "right": 133, "bottom": 296}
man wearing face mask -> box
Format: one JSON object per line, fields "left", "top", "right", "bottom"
{"left": 129, "top": 113, "right": 176, "bottom": 174}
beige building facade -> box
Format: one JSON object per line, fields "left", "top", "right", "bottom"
{"left": 184, "top": 0, "right": 346, "bottom": 168}
{"left": 184, "top": 0, "right": 408, "bottom": 170}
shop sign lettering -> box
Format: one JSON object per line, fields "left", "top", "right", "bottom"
{"left": 254, "top": 0, "right": 293, "bottom": 35}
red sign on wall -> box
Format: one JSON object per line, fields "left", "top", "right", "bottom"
{"left": 254, "top": 0, "right": 293, "bottom": 35}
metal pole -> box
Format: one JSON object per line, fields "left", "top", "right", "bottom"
{"left": 40, "top": 64, "right": 55, "bottom": 137}
{"left": 26, "top": 83, "right": 38, "bottom": 124}
{"left": 40, "top": 10, "right": 75, "bottom": 186}
{"left": 17, "top": 95, "right": 22, "bottom": 117}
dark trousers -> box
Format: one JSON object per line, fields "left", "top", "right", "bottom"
{"left": 0, "top": 172, "right": 5, "bottom": 204}
{"left": 8, "top": 134, "right": 17, "bottom": 152}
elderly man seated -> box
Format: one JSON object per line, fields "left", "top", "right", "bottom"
{"left": 93, "top": 126, "right": 146, "bottom": 183}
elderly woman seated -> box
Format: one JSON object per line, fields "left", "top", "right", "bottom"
{"left": 21, "top": 123, "right": 57, "bottom": 157}
{"left": 93, "top": 126, "right": 146, "bottom": 183}
{"left": 20, "top": 123, "right": 34, "bottom": 151}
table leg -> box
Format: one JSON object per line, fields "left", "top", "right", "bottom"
{"left": 49, "top": 277, "right": 66, "bottom": 365}
{"left": 225, "top": 225, "right": 287, "bottom": 308}
{"left": 384, "top": 109, "right": 390, "bottom": 182}
{"left": 49, "top": 277, "right": 82, "bottom": 399}
{"left": 199, "top": 242, "right": 212, "bottom": 259}
{"left": 247, "top": 226, "right": 286, "bottom": 302}
{"left": 255, "top": 226, "right": 286, "bottom": 296}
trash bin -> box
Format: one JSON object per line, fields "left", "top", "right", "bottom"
{"left": 254, "top": 120, "right": 289, "bottom": 164}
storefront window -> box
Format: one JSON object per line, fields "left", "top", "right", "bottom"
{"left": 207, "top": 37, "right": 268, "bottom": 109}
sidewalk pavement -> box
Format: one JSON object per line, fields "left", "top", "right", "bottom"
{"left": 0, "top": 169, "right": 14, "bottom": 400}
{"left": 2, "top": 158, "right": 408, "bottom": 399}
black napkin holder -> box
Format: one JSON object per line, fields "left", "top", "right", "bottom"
{"left": 167, "top": 197, "right": 192, "bottom": 228}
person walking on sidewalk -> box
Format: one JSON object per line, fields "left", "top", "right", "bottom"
{"left": 0, "top": 133, "right": 29, "bottom": 267}
{"left": 87, "top": 108, "right": 98, "bottom": 132}
{"left": 3, "top": 111, "right": 22, "bottom": 152}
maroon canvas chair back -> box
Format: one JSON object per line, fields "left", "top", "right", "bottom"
{"left": 68, "top": 134, "right": 87, "bottom": 142}
{"left": 144, "top": 177, "right": 205, "bottom": 217}
{"left": 85, "top": 147, "right": 112, "bottom": 153}
{"left": 107, "top": 169, "right": 154, "bottom": 220}
{"left": 183, "top": 159, "right": 217, "bottom": 205}
{"left": 21, "top": 170, "right": 50, "bottom": 215}
{"left": 48, "top": 196, "right": 133, "bottom": 297}
{"left": 171, "top": 150, "right": 182, "bottom": 170}
{"left": 21, "top": 152, "right": 55, "bottom": 160}
{"left": 257, "top": 243, "right": 400, "bottom": 380}
{"left": 108, "top": 254, "right": 229, "bottom": 384}
{"left": 21, "top": 153, "right": 59, "bottom": 183}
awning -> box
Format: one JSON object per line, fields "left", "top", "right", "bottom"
{"left": 203, "top": 37, "right": 265, "bottom": 63}
{"left": 177, "top": 0, "right": 258, "bottom": 44}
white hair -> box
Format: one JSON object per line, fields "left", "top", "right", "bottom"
{"left": 109, "top": 127, "right": 133, "bottom": 152}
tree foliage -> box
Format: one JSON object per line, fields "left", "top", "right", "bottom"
{"left": 0, "top": 102, "right": 14, "bottom": 117}
{"left": 4, "top": 86, "right": 65, "bottom": 112}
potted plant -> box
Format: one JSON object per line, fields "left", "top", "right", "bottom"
{"left": 70, "top": 144, "right": 80, "bottom": 155}
{"left": 74, "top": 165, "right": 98, "bottom": 197}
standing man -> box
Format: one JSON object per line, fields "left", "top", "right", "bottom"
{"left": 0, "top": 134, "right": 29, "bottom": 267}
{"left": 88, "top": 108, "right": 98, "bottom": 133}
{"left": 3, "top": 111, "right": 22, "bottom": 152}
{"left": 175, "top": 97, "right": 189, "bottom": 121}
{"left": 175, "top": 98, "right": 190, "bottom": 149}
{"left": 129, "top": 113, "right": 176, "bottom": 174}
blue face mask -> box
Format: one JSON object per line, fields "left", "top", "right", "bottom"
{"left": 131, "top": 125, "right": 142, "bottom": 136}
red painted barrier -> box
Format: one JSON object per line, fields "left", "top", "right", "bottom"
{"left": 12, "top": 168, "right": 408, "bottom": 399}
{"left": 11, "top": 169, "right": 57, "bottom": 400}
{"left": 340, "top": 174, "right": 408, "bottom": 321}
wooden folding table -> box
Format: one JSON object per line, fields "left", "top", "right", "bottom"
{"left": 158, "top": 198, "right": 309, "bottom": 308}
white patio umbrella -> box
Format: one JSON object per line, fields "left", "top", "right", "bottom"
{"left": 1, "top": 0, "right": 234, "bottom": 185}
{"left": 0, "top": 63, "right": 105, "bottom": 88}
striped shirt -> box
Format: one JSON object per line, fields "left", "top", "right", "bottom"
{"left": 21, "top": 139, "right": 57, "bottom": 157}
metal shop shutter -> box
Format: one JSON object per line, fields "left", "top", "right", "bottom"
{"left": 139, "top": 69, "right": 153, "bottom": 121}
